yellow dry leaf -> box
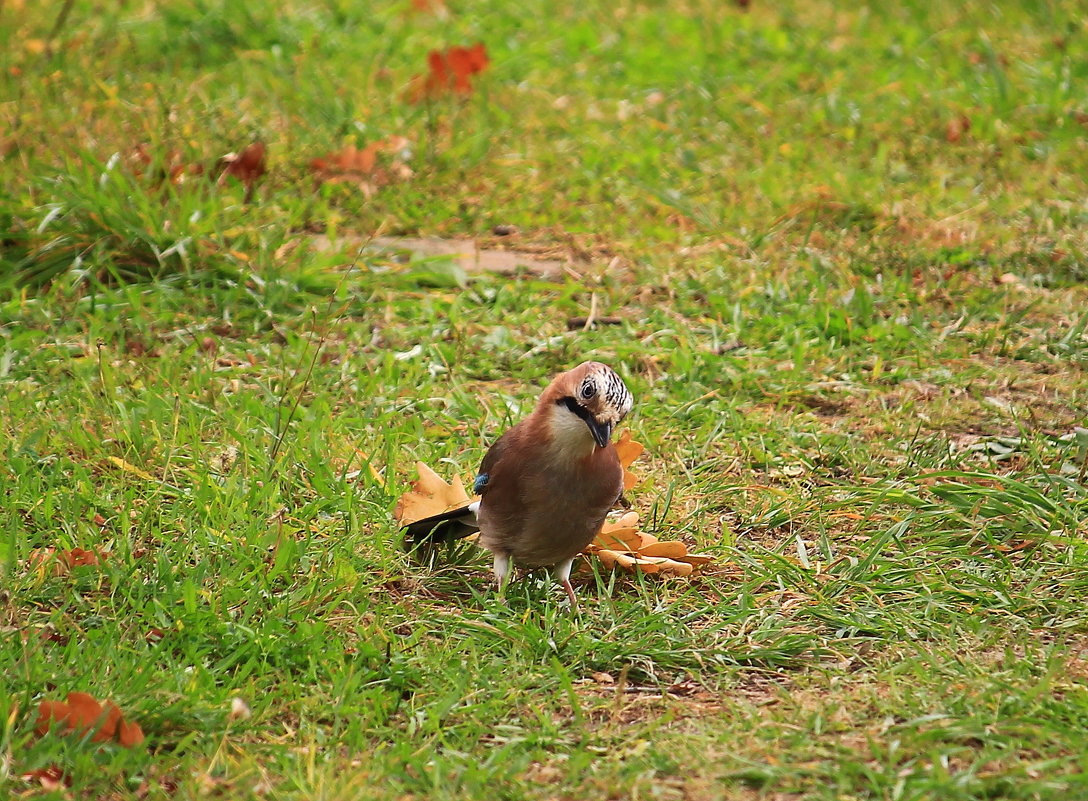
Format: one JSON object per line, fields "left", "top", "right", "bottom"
{"left": 593, "top": 549, "right": 642, "bottom": 570}
{"left": 583, "top": 511, "right": 713, "bottom": 577}
{"left": 393, "top": 461, "right": 474, "bottom": 526}
{"left": 592, "top": 549, "right": 695, "bottom": 577}
{"left": 614, "top": 430, "right": 645, "bottom": 490}
{"left": 353, "top": 448, "right": 386, "bottom": 488}
{"left": 675, "top": 553, "right": 715, "bottom": 567}
{"left": 639, "top": 541, "right": 688, "bottom": 559}
{"left": 104, "top": 456, "right": 157, "bottom": 483}
{"left": 646, "top": 557, "right": 694, "bottom": 577}
{"left": 594, "top": 526, "right": 641, "bottom": 551}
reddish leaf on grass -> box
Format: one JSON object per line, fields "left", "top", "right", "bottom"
{"left": 217, "top": 142, "right": 267, "bottom": 199}
{"left": 945, "top": 114, "right": 971, "bottom": 144}
{"left": 39, "top": 628, "right": 70, "bottom": 646}
{"left": 310, "top": 143, "right": 379, "bottom": 176}
{"left": 19, "top": 766, "right": 69, "bottom": 791}
{"left": 28, "top": 547, "right": 104, "bottom": 576}
{"left": 410, "top": 0, "right": 446, "bottom": 11}
{"left": 446, "top": 43, "right": 489, "bottom": 92}
{"left": 118, "top": 718, "right": 146, "bottom": 748}
{"left": 35, "top": 691, "right": 145, "bottom": 747}
{"left": 411, "top": 42, "right": 489, "bottom": 101}
{"left": 309, "top": 137, "right": 413, "bottom": 194}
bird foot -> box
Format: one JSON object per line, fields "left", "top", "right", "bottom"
{"left": 560, "top": 578, "right": 579, "bottom": 609}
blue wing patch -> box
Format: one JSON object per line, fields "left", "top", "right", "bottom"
{"left": 473, "top": 473, "right": 489, "bottom": 494}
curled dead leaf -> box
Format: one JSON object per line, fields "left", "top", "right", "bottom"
{"left": 584, "top": 510, "right": 714, "bottom": 577}
{"left": 35, "top": 691, "right": 144, "bottom": 747}
{"left": 591, "top": 548, "right": 694, "bottom": 576}
{"left": 19, "top": 766, "right": 68, "bottom": 791}
{"left": 639, "top": 541, "right": 689, "bottom": 559}
{"left": 28, "top": 547, "right": 103, "bottom": 576}
{"left": 217, "top": 141, "right": 267, "bottom": 197}
{"left": 614, "top": 430, "right": 645, "bottom": 490}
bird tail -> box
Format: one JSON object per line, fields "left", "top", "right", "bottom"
{"left": 402, "top": 501, "right": 480, "bottom": 546}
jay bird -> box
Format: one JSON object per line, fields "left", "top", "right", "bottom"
{"left": 404, "top": 361, "right": 634, "bottom": 604}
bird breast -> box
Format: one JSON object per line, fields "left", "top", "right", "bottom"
{"left": 476, "top": 451, "right": 622, "bottom": 567}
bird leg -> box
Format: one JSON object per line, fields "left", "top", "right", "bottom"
{"left": 492, "top": 552, "right": 512, "bottom": 599}
{"left": 555, "top": 557, "right": 578, "bottom": 608}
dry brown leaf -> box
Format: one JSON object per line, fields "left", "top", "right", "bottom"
{"left": 28, "top": 547, "right": 103, "bottom": 576}
{"left": 35, "top": 691, "right": 144, "bottom": 747}
{"left": 584, "top": 511, "right": 714, "bottom": 577}
{"left": 217, "top": 141, "right": 267, "bottom": 199}
{"left": 945, "top": 114, "right": 971, "bottom": 144}
{"left": 614, "top": 430, "right": 644, "bottom": 490}
{"left": 674, "top": 553, "right": 715, "bottom": 567}
{"left": 594, "top": 527, "right": 641, "bottom": 551}
{"left": 593, "top": 512, "right": 642, "bottom": 550}
{"left": 592, "top": 548, "right": 695, "bottom": 576}
{"left": 118, "top": 718, "right": 146, "bottom": 747}
{"left": 19, "top": 766, "right": 68, "bottom": 791}
{"left": 410, "top": 43, "right": 490, "bottom": 102}
{"left": 393, "top": 461, "right": 475, "bottom": 526}
{"left": 639, "top": 541, "right": 689, "bottom": 559}
{"left": 309, "top": 136, "right": 412, "bottom": 195}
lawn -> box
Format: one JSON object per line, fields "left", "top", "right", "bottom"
{"left": 4, "top": 0, "right": 1088, "bottom": 798}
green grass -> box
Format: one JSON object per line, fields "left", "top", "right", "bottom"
{"left": 4, "top": 0, "right": 1088, "bottom": 798}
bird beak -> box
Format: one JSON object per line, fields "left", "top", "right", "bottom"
{"left": 586, "top": 418, "right": 613, "bottom": 449}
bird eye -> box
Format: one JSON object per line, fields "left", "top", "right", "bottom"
{"left": 580, "top": 382, "right": 596, "bottom": 400}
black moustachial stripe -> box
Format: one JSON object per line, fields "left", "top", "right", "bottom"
{"left": 558, "top": 396, "right": 593, "bottom": 424}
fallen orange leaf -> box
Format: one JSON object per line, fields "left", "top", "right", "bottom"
{"left": 28, "top": 547, "right": 104, "bottom": 576}
{"left": 393, "top": 461, "right": 476, "bottom": 526}
{"left": 585, "top": 511, "right": 713, "bottom": 577}
{"left": 35, "top": 691, "right": 144, "bottom": 747}
{"left": 614, "top": 430, "right": 644, "bottom": 490}
{"left": 639, "top": 541, "right": 689, "bottom": 559}
{"left": 411, "top": 43, "right": 490, "bottom": 102}
{"left": 309, "top": 137, "right": 413, "bottom": 195}
{"left": 217, "top": 141, "right": 267, "bottom": 198}
{"left": 19, "top": 766, "right": 68, "bottom": 791}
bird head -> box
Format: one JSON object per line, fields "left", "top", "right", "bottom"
{"left": 550, "top": 361, "right": 633, "bottom": 449}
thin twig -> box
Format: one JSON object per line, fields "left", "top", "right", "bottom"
{"left": 582, "top": 292, "right": 598, "bottom": 331}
